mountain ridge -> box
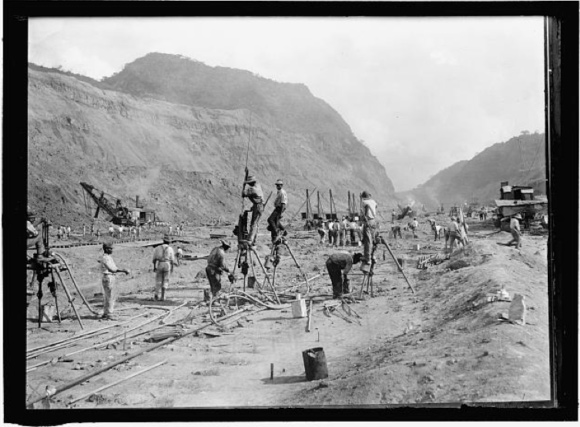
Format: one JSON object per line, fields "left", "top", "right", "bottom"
{"left": 397, "top": 132, "right": 546, "bottom": 209}
{"left": 28, "top": 55, "right": 395, "bottom": 227}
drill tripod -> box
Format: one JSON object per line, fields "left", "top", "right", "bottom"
{"left": 265, "top": 233, "right": 311, "bottom": 295}
{"left": 359, "top": 250, "right": 377, "bottom": 298}
{"left": 27, "top": 257, "right": 85, "bottom": 329}
{"left": 358, "top": 234, "right": 417, "bottom": 298}
{"left": 232, "top": 240, "right": 282, "bottom": 304}
{"left": 27, "top": 219, "right": 98, "bottom": 329}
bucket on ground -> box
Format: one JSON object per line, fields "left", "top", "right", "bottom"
{"left": 291, "top": 295, "right": 307, "bottom": 318}
{"left": 247, "top": 276, "right": 256, "bottom": 289}
{"left": 302, "top": 347, "right": 329, "bottom": 381}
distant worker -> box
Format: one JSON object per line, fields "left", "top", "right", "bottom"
{"left": 241, "top": 174, "right": 264, "bottom": 246}
{"left": 205, "top": 240, "right": 232, "bottom": 297}
{"left": 99, "top": 242, "right": 130, "bottom": 320}
{"left": 67, "top": 226, "right": 71, "bottom": 239}
{"left": 505, "top": 213, "right": 523, "bottom": 250}
{"left": 56, "top": 226, "right": 63, "bottom": 240}
{"left": 109, "top": 225, "right": 114, "bottom": 237}
{"left": 360, "top": 191, "right": 378, "bottom": 267}
{"left": 391, "top": 210, "right": 397, "bottom": 224}
{"left": 317, "top": 220, "right": 327, "bottom": 245}
{"left": 176, "top": 246, "right": 183, "bottom": 266}
{"left": 445, "top": 217, "right": 462, "bottom": 252}
{"left": 391, "top": 225, "right": 402, "bottom": 240}
{"left": 339, "top": 216, "right": 349, "bottom": 247}
{"left": 267, "top": 179, "right": 287, "bottom": 244}
{"left": 327, "top": 219, "right": 338, "bottom": 247}
{"left": 326, "top": 252, "right": 363, "bottom": 299}
{"left": 96, "top": 229, "right": 101, "bottom": 241}
{"left": 427, "top": 218, "right": 444, "bottom": 241}
{"left": 409, "top": 218, "right": 419, "bottom": 238}
{"left": 152, "top": 234, "right": 175, "bottom": 301}
{"left": 350, "top": 217, "right": 362, "bottom": 246}
{"left": 118, "top": 225, "right": 124, "bottom": 239}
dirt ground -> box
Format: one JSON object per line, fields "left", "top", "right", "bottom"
{"left": 26, "top": 215, "right": 551, "bottom": 408}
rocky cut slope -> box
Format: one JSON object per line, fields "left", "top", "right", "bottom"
{"left": 401, "top": 132, "right": 546, "bottom": 209}
{"left": 28, "top": 55, "right": 395, "bottom": 226}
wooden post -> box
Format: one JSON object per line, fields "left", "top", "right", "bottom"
{"left": 329, "top": 189, "right": 334, "bottom": 219}
{"left": 306, "top": 300, "right": 313, "bottom": 332}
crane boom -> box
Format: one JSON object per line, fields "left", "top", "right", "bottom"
{"left": 80, "top": 182, "right": 136, "bottom": 226}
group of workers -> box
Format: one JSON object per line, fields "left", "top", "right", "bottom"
{"left": 28, "top": 180, "right": 528, "bottom": 321}
{"left": 316, "top": 216, "right": 363, "bottom": 247}
{"left": 241, "top": 175, "right": 288, "bottom": 245}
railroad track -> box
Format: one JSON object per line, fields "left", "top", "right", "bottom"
{"left": 49, "top": 237, "right": 160, "bottom": 249}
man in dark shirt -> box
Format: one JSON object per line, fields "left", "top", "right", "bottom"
{"left": 241, "top": 175, "right": 264, "bottom": 245}
{"left": 326, "top": 252, "right": 363, "bottom": 299}
{"left": 206, "top": 240, "right": 232, "bottom": 297}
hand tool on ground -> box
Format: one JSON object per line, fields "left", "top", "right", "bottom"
{"left": 377, "top": 235, "right": 416, "bottom": 294}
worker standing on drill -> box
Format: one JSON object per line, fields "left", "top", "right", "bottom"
{"left": 241, "top": 175, "right": 264, "bottom": 246}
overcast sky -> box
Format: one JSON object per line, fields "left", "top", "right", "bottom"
{"left": 29, "top": 17, "right": 545, "bottom": 191}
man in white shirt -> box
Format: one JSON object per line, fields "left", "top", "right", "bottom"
{"left": 242, "top": 175, "right": 265, "bottom": 245}
{"left": 100, "top": 243, "right": 130, "bottom": 319}
{"left": 267, "top": 179, "right": 288, "bottom": 244}
{"left": 360, "top": 191, "right": 378, "bottom": 266}
{"left": 445, "top": 217, "right": 462, "bottom": 251}
{"left": 505, "top": 213, "right": 523, "bottom": 249}
{"left": 152, "top": 235, "right": 176, "bottom": 301}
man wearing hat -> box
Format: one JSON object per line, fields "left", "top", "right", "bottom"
{"left": 27, "top": 208, "right": 48, "bottom": 260}
{"left": 360, "top": 191, "right": 378, "bottom": 267}
{"left": 326, "top": 252, "right": 363, "bottom": 299}
{"left": 409, "top": 217, "right": 419, "bottom": 238}
{"left": 267, "top": 179, "right": 288, "bottom": 244}
{"left": 100, "top": 243, "right": 130, "bottom": 319}
{"left": 445, "top": 216, "right": 461, "bottom": 251}
{"left": 206, "top": 240, "right": 232, "bottom": 297}
{"left": 242, "top": 174, "right": 264, "bottom": 245}
{"left": 506, "top": 213, "right": 523, "bottom": 249}
{"left": 152, "top": 234, "right": 176, "bottom": 301}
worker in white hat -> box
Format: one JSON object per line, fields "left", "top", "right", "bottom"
{"left": 505, "top": 213, "right": 523, "bottom": 249}
{"left": 267, "top": 179, "right": 288, "bottom": 244}
{"left": 241, "top": 174, "right": 264, "bottom": 245}
{"left": 152, "top": 234, "right": 175, "bottom": 301}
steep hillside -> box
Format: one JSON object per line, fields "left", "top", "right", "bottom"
{"left": 401, "top": 133, "right": 546, "bottom": 209}
{"left": 102, "top": 53, "right": 354, "bottom": 137}
{"left": 28, "top": 60, "right": 395, "bottom": 227}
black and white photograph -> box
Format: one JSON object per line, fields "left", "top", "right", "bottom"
{"left": 8, "top": 2, "right": 576, "bottom": 421}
